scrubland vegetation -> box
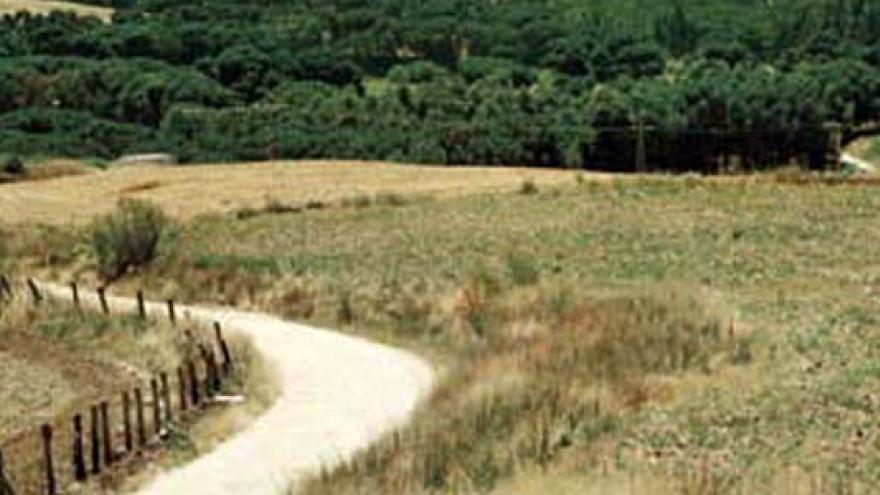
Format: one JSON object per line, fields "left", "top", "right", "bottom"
{"left": 3, "top": 0, "right": 880, "bottom": 170}
{"left": 7, "top": 174, "right": 880, "bottom": 493}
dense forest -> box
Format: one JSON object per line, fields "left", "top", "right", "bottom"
{"left": 2, "top": 0, "right": 880, "bottom": 171}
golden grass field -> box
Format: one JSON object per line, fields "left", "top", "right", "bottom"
{"left": 0, "top": 160, "right": 580, "bottom": 225}
{"left": 0, "top": 0, "right": 112, "bottom": 19}
{"left": 5, "top": 160, "right": 880, "bottom": 493}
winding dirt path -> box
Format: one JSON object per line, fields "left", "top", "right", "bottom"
{"left": 36, "top": 281, "right": 434, "bottom": 494}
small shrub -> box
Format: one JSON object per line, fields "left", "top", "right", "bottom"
{"left": 519, "top": 179, "right": 538, "bottom": 195}
{"left": 505, "top": 252, "right": 540, "bottom": 286}
{"left": 305, "top": 199, "right": 325, "bottom": 210}
{"left": 772, "top": 165, "right": 808, "bottom": 184}
{"left": 375, "top": 193, "right": 408, "bottom": 207}
{"left": 342, "top": 194, "right": 373, "bottom": 209}
{"left": 92, "top": 199, "right": 168, "bottom": 281}
{"left": 336, "top": 289, "right": 356, "bottom": 325}
{"left": 263, "top": 197, "right": 302, "bottom": 215}
{"left": 2, "top": 155, "right": 25, "bottom": 175}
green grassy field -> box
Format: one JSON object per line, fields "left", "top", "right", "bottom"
{"left": 10, "top": 175, "right": 880, "bottom": 493}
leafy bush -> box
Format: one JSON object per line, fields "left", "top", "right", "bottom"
{"left": 91, "top": 200, "right": 168, "bottom": 281}
{"left": 519, "top": 180, "right": 538, "bottom": 195}
{"left": 1, "top": 155, "right": 24, "bottom": 175}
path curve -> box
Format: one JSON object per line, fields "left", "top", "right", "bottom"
{"left": 36, "top": 281, "right": 434, "bottom": 494}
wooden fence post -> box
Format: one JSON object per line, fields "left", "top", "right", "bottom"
{"left": 177, "top": 367, "right": 188, "bottom": 412}
{"left": 100, "top": 401, "right": 112, "bottom": 466}
{"left": 0, "top": 449, "right": 14, "bottom": 495}
{"left": 635, "top": 115, "right": 647, "bottom": 173}
{"left": 214, "top": 322, "right": 233, "bottom": 374}
{"left": 0, "top": 274, "right": 11, "bottom": 301}
{"left": 72, "top": 414, "right": 87, "bottom": 482}
{"left": 199, "top": 345, "right": 215, "bottom": 399}
{"left": 122, "top": 392, "right": 133, "bottom": 453}
{"left": 188, "top": 360, "right": 201, "bottom": 408}
{"left": 167, "top": 300, "right": 176, "bottom": 325}
{"left": 209, "top": 348, "right": 221, "bottom": 393}
{"left": 41, "top": 424, "right": 56, "bottom": 495}
{"left": 136, "top": 290, "right": 146, "bottom": 320}
{"left": 27, "top": 278, "right": 42, "bottom": 306}
{"left": 150, "top": 378, "right": 161, "bottom": 436}
{"left": 97, "top": 287, "right": 109, "bottom": 315}
{"left": 160, "top": 372, "right": 172, "bottom": 422}
{"left": 70, "top": 281, "right": 81, "bottom": 312}
{"left": 134, "top": 388, "right": 146, "bottom": 448}
{"left": 89, "top": 405, "right": 100, "bottom": 475}
{"left": 205, "top": 347, "right": 223, "bottom": 396}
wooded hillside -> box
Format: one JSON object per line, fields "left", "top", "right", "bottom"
{"left": 3, "top": 0, "right": 880, "bottom": 171}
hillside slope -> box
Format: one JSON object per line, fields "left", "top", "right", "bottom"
{"left": 0, "top": 161, "right": 579, "bottom": 225}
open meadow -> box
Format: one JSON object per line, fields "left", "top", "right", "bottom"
{"left": 5, "top": 163, "right": 880, "bottom": 493}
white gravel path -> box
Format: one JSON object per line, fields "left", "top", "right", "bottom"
{"left": 37, "top": 281, "right": 434, "bottom": 494}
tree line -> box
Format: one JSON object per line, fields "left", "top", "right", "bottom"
{"left": 2, "top": 0, "right": 880, "bottom": 171}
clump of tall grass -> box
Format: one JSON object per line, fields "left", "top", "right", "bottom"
{"left": 519, "top": 179, "right": 538, "bottom": 195}
{"left": 303, "top": 282, "right": 734, "bottom": 494}
{"left": 505, "top": 252, "right": 540, "bottom": 286}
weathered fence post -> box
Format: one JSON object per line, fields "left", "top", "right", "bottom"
{"left": 97, "top": 287, "right": 109, "bottom": 315}
{"left": 122, "top": 392, "right": 133, "bottom": 453}
{"left": 187, "top": 360, "right": 201, "bottom": 408}
{"left": 27, "top": 278, "right": 42, "bottom": 306}
{"left": 0, "top": 449, "right": 14, "bottom": 495}
{"left": 136, "top": 290, "right": 146, "bottom": 320}
{"left": 214, "top": 322, "right": 233, "bottom": 374}
{"left": 100, "top": 401, "right": 112, "bottom": 466}
{"left": 70, "top": 281, "right": 80, "bottom": 311}
{"left": 167, "top": 300, "right": 176, "bottom": 325}
{"left": 177, "top": 367, "right": 188, "bottom": 412}
{"left": 199, "top": 345, "right": 216, "bottom": 399}
{"left": 0, "top": 274, "right": 11, "bottom": 301}
{"left": 41, "top": 424, "right": 56, "bottom": 495}
{"left": 160, "top": 372, "right": 172, "bottom": 422}
{"left": 89, "top": 405, "right": 100, "bottom": 475}
{"left": 134, "top": 388, "right": 146, "bottom": 448}
{"left": 101, "top": 400, "right": 114, "bottom": 466}
{"left": 72, "top": 414, "right": 87, "bottom": 482}
{"left": 209, "top": 348, "right": 221, "bottom": 393}
{"left": 150, "top": 378, "right": 161, "bottom": 436}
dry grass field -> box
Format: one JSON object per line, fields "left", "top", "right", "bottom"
{"left": 0, "top": 160, "right": 580, "bottom": 226}
{"left": 0, "top": 0, "right": 112, "bottom": 19}
{"left": 5, "top": 163, "right": 880, "bottom": 493}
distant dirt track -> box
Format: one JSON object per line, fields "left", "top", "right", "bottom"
{"left": 0, "top": 160, "right": 582, "bottom": 226}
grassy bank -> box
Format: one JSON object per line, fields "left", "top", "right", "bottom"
{"left": 0, "top": 286, "right": 274, "bottom": 494}
{"left": 8, "top": 174, "right": 880, "bottom": 492}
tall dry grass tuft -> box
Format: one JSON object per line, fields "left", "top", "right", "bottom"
{"left": 302, "top": 281, "right": 736, "bottom": 494}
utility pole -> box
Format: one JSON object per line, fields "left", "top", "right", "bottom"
{"left": 824, "top": 121, "right": 842, "bottom": 171}
{"left": 635, "top": 115, "right": 647, "bottom": 173}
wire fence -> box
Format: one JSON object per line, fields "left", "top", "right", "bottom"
{"left": 0, "top": 277, "right": 236, "bottom": 495}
